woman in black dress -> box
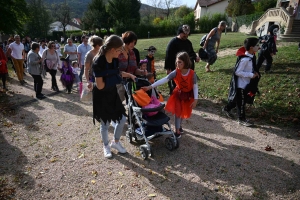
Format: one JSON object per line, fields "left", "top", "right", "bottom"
{"left": 92, "top": 35, "right": 136, "bottom": 158}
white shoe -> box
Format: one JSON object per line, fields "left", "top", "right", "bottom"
{"left": 103, "top": 145, "right": 112, "bottom": 158}
{"left": 110, "top": 141, "right": 127, "bottom": 154}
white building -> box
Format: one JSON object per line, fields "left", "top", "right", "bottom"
{"left": 49, "top": 18, "right": 81, "bottom": 33}
{"left": 194, "top": 0, "right": 229, "bottom": 20}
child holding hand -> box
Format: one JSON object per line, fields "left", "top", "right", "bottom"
{"left": 59, "top": 57, "right": 74, "bottom": 94}
{"left": 142, "top": 51, "right": 198, "bottom": 138}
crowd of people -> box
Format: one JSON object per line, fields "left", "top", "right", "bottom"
{"left": 0, "top": 22, "right": 280, "bottom": 158}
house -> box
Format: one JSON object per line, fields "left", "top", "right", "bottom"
{"left": 49, "top": 18, "right": 82, "bottom": 33}
{"left": 194, "top": 0, "right": 229, "bottom": 20}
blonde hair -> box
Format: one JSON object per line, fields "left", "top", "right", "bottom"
{"left": 88, "top": 35, "right": 103, "bottom": 48}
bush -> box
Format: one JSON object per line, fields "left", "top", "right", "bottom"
{"left": 236, "top": 12, "right": 264, "bottom": 28}
{"left": 196, "top": 13, "right": 228, "bottom": 33}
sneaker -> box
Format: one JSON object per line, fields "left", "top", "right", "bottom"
{"left": 179, "top": 127, "right": 184, "bottom": 134}
{"left": 36, "top": 94, "right": 46, "bottom": 100}
{"left": 110, "top": 141, "right": 127, "bottom": 154}
{"left": 238, "top": 119, "right": 254, "bottom": 127}
{"left": 174, "top": 132, "right": 181, "bottom": 139}
{"left": 222, "top": 107, "right": 234, "bottom": 119}
{"left": 103, "top": 145, "right": 112, "bottom": 158}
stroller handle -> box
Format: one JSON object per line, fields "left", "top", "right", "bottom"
{"left": 140, "top": 103, "right": 165, "bottom": 113}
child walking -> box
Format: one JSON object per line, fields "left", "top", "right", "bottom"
{"left": 59, "top": 57, "right": 74, "bottom": 94}
{"left": 92, "top": 35, "right": 136, "bottom": 158}
{"left": 144, "top": 46, "right": 157, "bottom": 79}
{"left": 72, "top": 61, "right": 81, "bottom": 87}
{"left": 142, "top": 51, "right": 198, "bottom": 138}
{"left": 222, "top": 37, "right": 260, "bottom": 127}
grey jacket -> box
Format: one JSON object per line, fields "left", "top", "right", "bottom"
{"left": 27, "top": 50, "right": 42, "bottom": 75}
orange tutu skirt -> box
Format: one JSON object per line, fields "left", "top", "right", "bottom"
{"left": 165, "top": 89, "right": 194, "bottom": 119}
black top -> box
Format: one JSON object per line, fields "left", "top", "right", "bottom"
{"left": 164, "top": 37, "right": 197, "bottom": 71}
{"left": 92, "top": 55, "right": 126, "bottom": 124}
{"left": 132, "top": 48, "right": 140, "bottom": 66}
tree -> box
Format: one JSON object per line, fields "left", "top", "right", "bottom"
{"left": 174, "top": 5, "right": 193, "bottom": 18}
{"left": 107, "top": 0, "right": 141, "bottom": 28}
{"left": 82, "top": 0, "right": 111, "bottom": 33}
{"left": 225, "top": 0, "right": 255, "bottom": 18}
{"left": 0, "top": 0, "right": 29, "bottom": 34}
{"left": 51, "top": 2, "right": 72, "bottom": 38}
{"left": 253, "top": 0, "right": 277, "bottom": 12}
{"left": 147, "top": 0, "right": 162, "bottom": 18}
{"left": 25, "top": 0, "right": 52, "bottom": 39}
{"left": 161, "top": 0, "right": 179, "bottom": 19}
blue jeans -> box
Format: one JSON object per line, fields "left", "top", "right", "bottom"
{"left": 100, "top": 115, "right": 126, "bottom": 146}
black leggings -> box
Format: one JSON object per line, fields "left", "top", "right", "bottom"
{"left": 49, "top": 69, "right": 58, "bottom": 88}
{"left": 225, "top": 88, "right": 247, "bottom": 120}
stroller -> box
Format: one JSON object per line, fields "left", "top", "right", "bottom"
{"left": 123, "top": 78, "right": 179, "bottom": 160}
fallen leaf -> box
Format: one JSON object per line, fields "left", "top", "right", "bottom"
{"left": 58, "top": 123, "right": 62, "bottom": 126}
{"left": 148, "top": 194, "right": 157, "bottom": 197}
{"left": 119, "top": 172, "right": 124, "bottom": 176}
{"left": 91, "top": 170, "right": 98, "bottom": 177}
{"left": 91, "top": 180, "right": 96, "bottom": 184}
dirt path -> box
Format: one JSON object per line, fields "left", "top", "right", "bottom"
{"left": 0, "top": 50, "right": 299, "bottom": 199}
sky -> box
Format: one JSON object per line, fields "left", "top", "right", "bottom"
{"left": 140, "top": 0, "right": 196, "bottom": 8}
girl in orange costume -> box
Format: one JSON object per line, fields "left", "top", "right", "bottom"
{"left": 142, "top": 52, "right": 198, "bottom": 138}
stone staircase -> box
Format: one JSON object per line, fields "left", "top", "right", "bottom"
{"left": 249, "top": 7, "right": 300, "bottom": 42}
{"left": 280, "top": 19, "right": 300, "bottom": 42}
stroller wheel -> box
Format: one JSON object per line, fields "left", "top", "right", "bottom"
{"left": 165, "top": 137, "right": 175, "bottom": 151}
{"left": 126, "top": 131, "right": 133, "bottom": 143}
{"left": 174, "top": 137, "right": 179, "bottom": 149}
{"left": 139, "top": 146, "right": 149, "bottom": 160}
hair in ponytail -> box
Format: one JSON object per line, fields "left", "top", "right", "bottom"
{"left": 97, "top": 35, "right": 123, "bottom": 57}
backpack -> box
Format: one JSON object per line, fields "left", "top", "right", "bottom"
{"left": 199, "top": 28, "right": 218, "bottom": 47}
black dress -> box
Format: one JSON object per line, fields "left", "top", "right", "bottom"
{"left": 92, "top": 55, "right": 126, "bottom": 124}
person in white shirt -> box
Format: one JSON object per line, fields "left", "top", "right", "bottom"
{"left": 223, "top": 37, "right": 260, "bottom": 127}
{"left": 6, "top": 35, "right": 26, "bottom": 85}
{"left": 39, "top": 40, "right": 48, "bottom": 57}
{"left": 55, "top": 40, "right": 62, "bottom": 56}
{"left": 63, "top": 38, "right": 77, "bottom": 62}
{"left": 77, "top": 35, "right": 92, "bottom": 82}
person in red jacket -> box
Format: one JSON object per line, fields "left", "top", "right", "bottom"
{"left": 0, "top": 47, "right": 8, "bottom": 91}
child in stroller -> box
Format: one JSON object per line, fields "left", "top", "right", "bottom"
{"left": 123, "top": 77, "right": 179, "bottom": 160}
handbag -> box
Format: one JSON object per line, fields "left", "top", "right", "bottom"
{"left": 132, "top": 82, "right": 151, "bottom": 107}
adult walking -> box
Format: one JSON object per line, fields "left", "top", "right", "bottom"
{"left": 164, "top": 24, "right": 200, "bottom": 94}
{"left": 42, "top": 41, "right": 60, "bottom": 91}
{"left": 27, "top": 42, "right": 46, "bottom": 99}
{"left": 202, "top": 21, "right": 227, "bottom": 72}
{"left": 77, "top": 35, "right": 92, "bottom": 82}
{"left": 7, "top": 35, "right": 26, "bottom": 85}
{"left": 84, "top": 35, "right": 103, "bottom": 89}
{"left": 63, "top": 38, "right": 77, "bottom": 62}
{"left": 117, "top": 31, "right": 146, "bottom": 102}
{"left": 92, "top": 35, "right": 136, "bottom": 158}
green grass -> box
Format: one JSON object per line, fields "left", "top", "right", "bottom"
{"left": 135, "top": 32, "right": 250, "bottom": 60}
{"left": 155, "top": 43, "right": 300, "bottom": 127}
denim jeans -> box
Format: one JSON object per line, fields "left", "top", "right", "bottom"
{"left": 100, "top": 115, "right": 126, "bottom": 146}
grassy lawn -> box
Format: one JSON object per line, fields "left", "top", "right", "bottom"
{"left": 154, "top": 42, "right": 300, "bottom": 128}
{"left": 135, "top": 32, "right": 252, "bottom": 60}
